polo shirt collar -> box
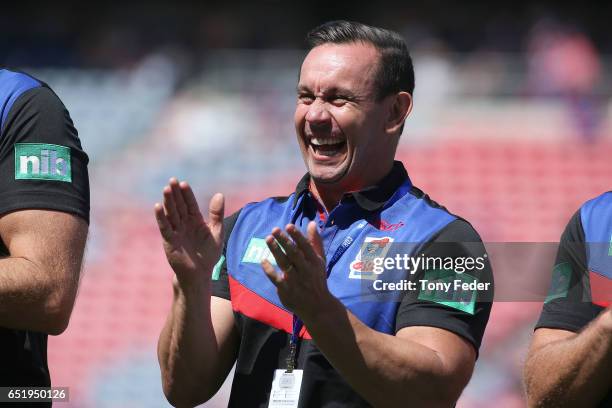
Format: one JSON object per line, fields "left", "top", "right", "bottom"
{"left": 292, "top": 161, "right": 410, "bottom": 211}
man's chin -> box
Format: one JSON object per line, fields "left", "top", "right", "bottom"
{"left": 307, "top": 163, "right": 350, "bottom": 185}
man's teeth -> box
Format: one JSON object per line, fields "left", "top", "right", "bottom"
{"left": 311, "top": 137, "right": 344, "bottom": 146}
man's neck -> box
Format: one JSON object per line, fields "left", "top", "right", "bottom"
{"left": 308, "top": 181, "right": 344, "bottom": 213}
{"left": 309, "top": 162, "right": 395, "bottom": 213}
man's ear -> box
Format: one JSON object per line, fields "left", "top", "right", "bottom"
{"left": 385, "top": 92, "right": 412, "bottom": 135}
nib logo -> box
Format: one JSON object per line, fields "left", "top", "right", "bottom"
{"left": 241, "top": 238, "right": 277, "bottom": 265}
{"left": 15, "top": 143, "right": 72, "bottom": 182}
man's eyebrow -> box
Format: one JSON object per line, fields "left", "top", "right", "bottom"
{"left": 322, "top": 87, "right": 359, "bottom": 100}
{"left": 328, "top": 87, "right": 355, "bottom": 96}
{"left": 296, "top": 85, "right": 356, "bottom": 97}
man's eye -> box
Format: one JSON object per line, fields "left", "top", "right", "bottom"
{"left": 331, "top": 96, "right": 348, "bottom": 105}
{"left": 298, "top": 94, "right": 314, "bottom": 103}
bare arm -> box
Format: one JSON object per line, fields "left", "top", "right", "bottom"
{"left": 302, "top": 295, "right": 475, "bottom": 407}
{"left": 262, "top": 222, "right": 475, "bottom": 407}
{"left": 156, "top": 179, "right": 238, "bottom": 407}
{"left": 0, "top": 209, "right": 88, "bottom": 335}
{"left": 158, "top": 279, "right": 238, "bottom": 407}
{"left": 524, "top": 308, "right": 612, "bottom": 407}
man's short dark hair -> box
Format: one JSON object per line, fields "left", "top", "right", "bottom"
{"left": 306, "top": 20, "right": 414, "bottom": 100}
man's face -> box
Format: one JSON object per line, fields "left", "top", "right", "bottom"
{"left": 295, "top": 42, "right": 395, "bottom": 188}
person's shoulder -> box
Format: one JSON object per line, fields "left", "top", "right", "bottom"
{"left": 433, "top": 218, "right": 482, "bottom": 243}
{"left": 0, "top": 69, "right": 45, "bottom": 127}
{"left": 555, "top": 191, "right": 612, "bottom": 246}
{"left": 222, "top": 194, "right": 294, "bottom": 242}
{"left": 578, "top": 191, "right": 612, "bottom": 242}
{"left": 403, "top": 185, "right": 479, "bottom": 235}
{"left": 0, "top": 68, "right": 43, "bottom": 94}
{"left": 0, "top": 69, "right": 51, "bottom": 106}
{"left": 225, "top": 194, "right": 295, "bottom": 222}
{"left": 403, "top": 185, "right": 489, "bottom": 245}
{"left": 579, "top": 191, "right": 612, "bottom": 226}
{"left": 0, "top": 69, "right": 69, "bottom": 133}
{"left": 404, "top": 185, "right": 459, "bottom": 219}
{"left": 580, "top": 191, "right": 612, "bottom": 213}
{"left": 241, "top": 194, "right": 295, "bottom": 212}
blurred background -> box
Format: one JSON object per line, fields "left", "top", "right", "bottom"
{"left": 3, "top": 0, "right": 612, "bottom": 406}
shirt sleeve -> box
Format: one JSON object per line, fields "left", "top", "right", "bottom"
{"left": 395, "top": 219, "right": 493, "bottom": 352}
{"left": 535, "top": 210, "right": 603, "bottom": 332}
{"left": 0, "top": 85, "right": 89, "bottom": 222}
{"left": 211, "top": 209, "right": 242, "bottom": 300}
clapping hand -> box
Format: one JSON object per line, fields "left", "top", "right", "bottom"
{"left": 155, "top": 178, "right": 224, "bottom": 286}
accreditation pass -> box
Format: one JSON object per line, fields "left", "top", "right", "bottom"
{"left": 268, "top": 369, "right": 303, "bottom": 408}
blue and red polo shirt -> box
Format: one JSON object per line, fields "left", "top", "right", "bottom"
{"left": 536, "top": 191, "right": 612, "bottom": 407}
{"left": 213, "top": 161, "right": 493, "bottom": 407}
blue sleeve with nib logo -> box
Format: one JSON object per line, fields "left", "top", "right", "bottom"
{"left": 0, "top": 68, "right": 89, "bottom": 223}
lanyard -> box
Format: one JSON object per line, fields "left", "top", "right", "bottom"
{"left": 285, "top": 221, "right": 366, "bottom": 372}
{"left": 284, "top": 178, "right": 412, "bottom": 371}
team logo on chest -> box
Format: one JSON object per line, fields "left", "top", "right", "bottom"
{"left": 349, "top": 236, "right": 394, "bottom": 280}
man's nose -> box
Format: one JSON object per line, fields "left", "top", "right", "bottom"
{"left": 305, "top": 99, "right": 332, "bottom": 128}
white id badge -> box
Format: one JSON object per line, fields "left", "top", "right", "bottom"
{"left": 268, "top": 369, "right": 303, "bottom": 408}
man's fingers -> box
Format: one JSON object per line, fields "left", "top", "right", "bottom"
{"left": 265, "top": 233, "right": 294, "bottom": 272}
{"left": 271, "top": 228, "right": 303, "bottom": 264}
{"left": 154, "top": 203, "right": 173, "bottom": 241}
{"left": 286, "top": 224, "right": 318, "bottom": 261}
{"left": 261, "top": 259, "right": 282, "bottom": 286}
{"left": 169, "top": 178, "right": 189, "bottom": 220}
{"left": 180, "top": 181, "right": 202, "bottom": 216}
{"left": 208, "top": 193, "right": 225, "bottom": 237}
{"left": 307, "top": 221, "right": 325, "bottom": 260}
{"left": 163, "top": 185, "right": 180, "bottom": 229}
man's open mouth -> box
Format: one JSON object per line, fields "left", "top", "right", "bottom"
{"left": 308, "top": 137, "right": 347, "bottom": 157}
